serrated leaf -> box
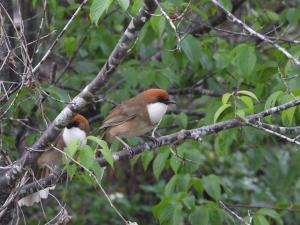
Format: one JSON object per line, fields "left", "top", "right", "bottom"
{"left": 234, "top": 44, "right": 256, "bottom": 78}
{"left": 202, "top": 174, "right": 221, "bottom": 200}
{"left": 222, "top": 93, "right": 232, "bottom": 105}
{"left": 141, "top": 151, "right": 153, "bottom": 171}
{"left": 63, "top": 139, "right": 80, "bottom": 165}
{"left": 214, "top": 103, "right": 231, "bottom": 123}
{"left": 117, "top": 0, "right": 129, "bottom": 11}
{"left": 189, "top": 206, "right": 209, "bottom": 225}
{"left": 79, "top": 145, "right": 95, "bottom": 169}
{"left": 153, "top": 151, "right": 169, "bottom": 179}
{"left": 238, "top": 90, "right": 259, "bottom": 102}
{"left": 264, "top": 91, "right": 283, "bottom": 110}
{"left": 87, "top": 136, "right": 114, "bottom": 168}
{"left": 90, "top": 0, "right": 113, "bottom": 24}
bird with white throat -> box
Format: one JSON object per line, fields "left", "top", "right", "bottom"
{"left": 100, "top": 89, "right": 175, "bottom": 152}
{"left": 18, "top": 114, "right": 90, "bottom": 207}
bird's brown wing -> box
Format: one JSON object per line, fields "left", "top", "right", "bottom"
{"left": 37, "top": 133, "right": 65, "bottom": 178}
{"left": 99, "top": 104, "right": 138, "bottom": 129}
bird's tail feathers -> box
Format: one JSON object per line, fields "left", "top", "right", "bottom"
{"left": 18, "top": 186, "right": 56, "bottom": 207}
{"left": 18, "top": 167, "right": 55, "bottom": 207}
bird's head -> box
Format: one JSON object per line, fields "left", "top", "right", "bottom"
{"left": 142, "top": 89, "right": 175, "bottom": 105}
{"left": 142, "top": 89, "right": 175, "bottom": 124}
{"left": 66, "top": 114, "right": 90, "bottom": 133}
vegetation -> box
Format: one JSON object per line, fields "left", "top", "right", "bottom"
{"left": 1, "top": 0, "right": 300, "bottom": 224}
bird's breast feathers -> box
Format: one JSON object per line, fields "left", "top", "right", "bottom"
{"left": 62, "top": 127, "right": 87, "bottom": 146}
{"left": 147, "top": 102, "right": 168, "bottom": 124}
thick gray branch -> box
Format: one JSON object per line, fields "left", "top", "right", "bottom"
{"left": 19, "top": 98, "right": 300, "bottom": 195}
{"left": 0, "top": 0, "right": 157, "bottom": 188}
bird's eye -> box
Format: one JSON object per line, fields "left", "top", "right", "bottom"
{"left": 66, "top": 121, "right": 80, "bottom": 129}
{"left": 157, "top": 96, "right": 167, "bottom": 103}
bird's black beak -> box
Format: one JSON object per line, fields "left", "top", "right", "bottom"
{"left": 166, "top": 100, "right": 176, "bottom": 105}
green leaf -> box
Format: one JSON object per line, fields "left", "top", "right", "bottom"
{"left": 258, "top": 208, "right": 283, "bottom": 225}
{"left": 219, "top": 0, "right": 232, "bottom": 11}
{"left": 153, "top": 150, "right": 170, "bottom": 179}
{"left": 192, "top": 178, "right": 203, "bottom": 193}
{"left": 66, "top": 164, "right": 77, "bottom": 180}
{"left": 182, "top": 195, "right": 195, "bottom": 210}
{"left": 150, "top": 16, "right": 166, "bottom": 37}
{"left": 63, "top": 36, "right": 76, "bottom": 57}
{"left": 87, "top": 136, "right": 114, "bottom": 168}
{"left": 238, "top": 90, "right": 259, "bottom": 102}
{"left": 141, "top": 151, "right": 154, "bottom": 171}
{"left": 234, "top": 44, "right": 256, "bottom": 78}
{"left": 222, "top": 93, "right": 232, "bottom": 105}
{"left": 202, "top": 174, "right": 222, "bottom": 200}
{"left": 254, "top": 215, "right": 270, "bottom": 225}
{"left": 282, "top": 105, "right": 296, "bottom": 126}
{"left": 165, "top": 174, "right": 191, "bottom": 196}
{"left": 170, "top": 155, "right": 181, "bottom": 174}
{"left": 239, "top": 96, "right": 254, "bottom": 114}
{"left": 214, "top": 103, "right": 231, "bottom": 123}
{"left": 189, "top": 206, "right": 209, "bottom": 225}
{"left": 117, "top": 0, "right": 129, "bottom": 11}
{"left": 154, "top": 200, "right": 183, "bottom": 225}
{"left": 79, "top": 145, "right": 95, "bottom": 169}
{"left": 264, "top": 91, "right": 283, "bottom": 110}
{"left": 90, "top": 0, "right": 113, "bottom": 24}
{"left": 63, "top": 139, "right": 80, "bottom": 165}
{"left": 178, "top": 112, "right": 188, "bottom": 128}
{"left": 181, "top": 35, "right": 201, "bottom": 65}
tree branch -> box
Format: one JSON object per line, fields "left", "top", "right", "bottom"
{"left": 189, "top": 0, "right": 246, "bottom": 36}
{"left": 210, "top": 0, "right": 300, "bottom": 66}
{"left": 19, "top": 98, "right": 300, "bottom": 195}
{"left": 0, "top": 0, "right": 157, "bottom": 188}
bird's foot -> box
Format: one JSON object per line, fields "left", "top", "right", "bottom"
{"left": 45, "top": 165, "right": 60, "bottom": 177}
{"left": 116, "top": 136, "right": 134, "bottom": 158}
{"left": 145, "top": 136, "right": 160, "bottom": 148}
{"left": 124, "top": 145, "right": 134, "bottom": 159}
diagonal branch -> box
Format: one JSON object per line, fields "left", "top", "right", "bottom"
{"left": 0, "top": 0, "right": 157, "bottom": 188}
{"left": 210, "top": 0, "right": 300, "bottom": 66}
{"left": 19, "top": 97, "right": 300, "bottom": 195}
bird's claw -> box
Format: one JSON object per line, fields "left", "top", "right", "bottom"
{"left": 124, "top": 146, "right": 134, "bottom": 159}
{"left": 147, "top": 136, "right": 160, "bottom": 148}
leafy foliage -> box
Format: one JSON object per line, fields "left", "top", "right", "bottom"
{"left": 2, "top": 0, "right": 300, "bottom": 224}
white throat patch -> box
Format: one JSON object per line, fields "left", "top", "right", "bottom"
{"left": 147, "top": 102, "right": 168, "bottom": 124}
{"left": 62, "top": 127, "right": 87, "bottom": 146}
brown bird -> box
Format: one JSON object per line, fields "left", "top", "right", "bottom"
{"left": 100, "top": 89, "right": 175, "bottom": 150}
{"left": 18, "top": 114, "right": 90, "bottom": 207}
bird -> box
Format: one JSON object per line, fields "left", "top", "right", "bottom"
{"left": 18, "top": 114, "right": 90, "bottom": 207}
{"left": 100, "top": 89, "right": 175, "bottom": 152}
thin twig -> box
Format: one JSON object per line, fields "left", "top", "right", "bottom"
{"left": 32, "top": 0, "right": 88, "bottom": 73}
{"left": 210, "top": 0, "right": 300, "bottom": 65}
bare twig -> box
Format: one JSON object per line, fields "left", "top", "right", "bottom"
{"left": 219, "top": 201, "right": 251, "bottom": 225}
{"left": 19, "top": 97, "right": 300, "bottom": 197}
{"left": 32, "top": 0, "right": 88, "bottom": 73}
{"left": 210, "top": 0, "right": 300, "bottom": 66}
